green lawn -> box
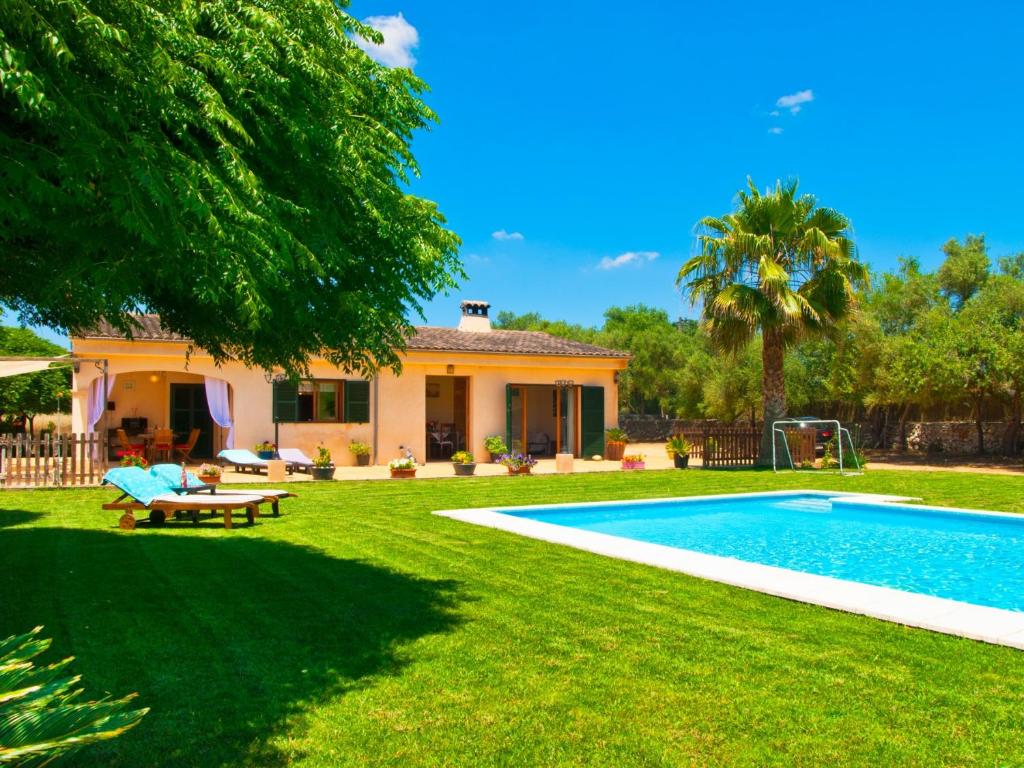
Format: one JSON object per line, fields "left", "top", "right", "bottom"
{"left": 3, "top": 469, "right": 1024, "bottom": 766}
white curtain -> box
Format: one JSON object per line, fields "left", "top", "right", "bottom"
{"left": 87, "top": 374, "right": 117, "bottom": 431}
{"left": 87, "top": 374, "right": 116, "bottom": 459}
{"left": 204, "top": 377, "right": 234, "bottom": 448}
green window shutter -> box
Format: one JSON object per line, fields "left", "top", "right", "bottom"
{"left": 272, "top": 380, "right": 298, "bottom": 423}
{"left": 344, "top": 380, "right": 370, "bottom": 423}
{"left": 580, "top": 386, "right": 605, "bottom": 457}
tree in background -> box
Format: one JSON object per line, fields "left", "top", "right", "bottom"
{"left": 679, "top": 179, "right": 868, "bottom": 463}
{"left": 0, "top": 0, "right": 461, "bottom": 374}
{"left": 937, "top": 235, "right": 990, "bottom": 308}
{"left": 0, "top": 327, "right": 71, "bottom": 433}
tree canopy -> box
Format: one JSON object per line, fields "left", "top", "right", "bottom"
{"left": 0, "top": 0, "right": 461, "bottom": 373}
{"left": 498, "top": 232, "right": 1024, "bottom": 455}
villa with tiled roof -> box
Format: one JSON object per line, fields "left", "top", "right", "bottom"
{"left": 71, "top": 301, "right": 628, "bottom": 465}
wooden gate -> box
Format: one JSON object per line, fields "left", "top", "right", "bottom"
{"left": 783, "top": 428, "right": 817, "bottom": 465}
{"left": 0, "top": 433, "right": 107, "bottom": 488}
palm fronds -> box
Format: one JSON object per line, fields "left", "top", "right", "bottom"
{"left": 0, "top": 627, "right": 147, "bottom": 765}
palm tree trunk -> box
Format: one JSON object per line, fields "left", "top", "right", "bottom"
{"left": 758, "top": 328, "right": 786, "bottom": 465}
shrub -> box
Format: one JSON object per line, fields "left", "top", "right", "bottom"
{"left": 348, "top": 441, "right": 370, "bottom": 457}
{"left": 313, "top": 445, "right": 333, "bottom": 468}
{"left": 483, "top": 436, "right": 508, "bottom": 456}
{"left": 388, "top": 457, "right": 416, "bottom": 470}
{"left": 605, "top": 427, "right": 629, "bottom": 443}
{"left": 666, "top": 435, "right": 692, "bottom": 455}
{"left": 451, "top": 451, "right": 474, "bottom": 464}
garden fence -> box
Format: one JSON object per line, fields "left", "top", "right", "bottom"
{"left": 0, "top": 433, "right": 107, "bottom": 488}
{"left": 677, "top": 426, "right": 761, "bottom": 468}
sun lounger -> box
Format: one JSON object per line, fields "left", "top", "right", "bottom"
{"left": 217, "top": 448, "right": 269, "bottom": 474}
{"left": 102, "top": 467, "right": 265, "bottom": 530}
{"left": 277, "top": 448, "right": 321, "bottom": 474}
{"left": 148, "top": 464, "right": 296, "bottom": 516}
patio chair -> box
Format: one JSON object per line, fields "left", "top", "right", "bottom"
{"left": 277, "top": 448, "right": 318, "bottom": 474}
{"left": 217, "top": 448, "right": 268, "bottom": 474}
{"left": 151, "top": 427, "right": 174, "bottom": 463}
{"left": 149, "top": 464, "right": 296, "bottom": 516}
{"left": 174, "top": 428, "right": 201, "bottom": 463}
{"left": 101, "top": 466, "right": 265, "bottom": 529}
{"left": 115, "top": 428, "right": 145, "bottom": 459}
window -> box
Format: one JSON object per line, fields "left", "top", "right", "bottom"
{"left": 296, "top": 380, "right": 340, "bottom": 422}
{"left": 273, "top": 379, "right": 370, "bottom": 424}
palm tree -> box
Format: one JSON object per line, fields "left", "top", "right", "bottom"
{"left": 678, "top": 178, "right": 868, "bottom": 464}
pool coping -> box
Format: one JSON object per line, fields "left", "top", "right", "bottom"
{"left": 433, "top": 490, "right": 1024, "bottom": 650}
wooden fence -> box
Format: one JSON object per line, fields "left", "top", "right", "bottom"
{"left": 0, "top": 433, "right": 107, "bottom": 488}
{"left": 678, "top": 427, "right": 761, "bottom": 468}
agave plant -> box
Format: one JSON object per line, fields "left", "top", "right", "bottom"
{"left": 0, "top": 627, "right": 147, "bottom": 765}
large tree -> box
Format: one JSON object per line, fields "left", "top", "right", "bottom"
{"left": 678, "top": 179, "right": 868, "bottom": 463}
{"left": 0, "top": 0, "right": 461, "bottom": 373}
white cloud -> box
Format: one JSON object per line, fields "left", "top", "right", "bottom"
{"left": 492, "top": 229, "right": 524, "bottom": 241}
{"left": 598, "top": 251, "right": 659, "bottom": 270}
{"left": 769, "top": 109, "right": 781, "bottom": 117}
{"left": 354, "top": 13, "right": 419, "bottom": 68}
{"left": 768, "top": 126, "right": 784, "bottom": 135}
{"left": 776, "top": 89, "right": 813, "bottom": 114}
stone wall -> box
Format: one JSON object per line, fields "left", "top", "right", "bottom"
{"left": 624, "top": 415, "right": 1019, "bottom": 455}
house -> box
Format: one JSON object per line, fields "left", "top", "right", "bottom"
{"left": 69, "top": 301, "right": 629, "bottom": 465}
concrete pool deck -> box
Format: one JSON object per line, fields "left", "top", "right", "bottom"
{"left": 433, "top": 490, "right": 1024, "bottom": 650}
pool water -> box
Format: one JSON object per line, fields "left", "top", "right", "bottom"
{"left": 506, "top": 493, "right": 1024, "bottom": 612}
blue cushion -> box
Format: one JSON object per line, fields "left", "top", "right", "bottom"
{"left": 101, "top": 467, "right": 176, "bottom": 506}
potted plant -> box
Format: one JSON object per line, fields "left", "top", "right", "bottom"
{"left": 120, "top": 452, "right": 147, "bottom": 469}
{"left": 197, "top": 463, "right": 222, "bottom": 484}
{"left": 621, "top": 454, "right": 646, "bottom": 470}
{"left": 604, "top": 427, "right": 629, "bottom": 461}
{"left": 349, "top": 441, "right": 371, "bottom": 466}
{"left": 254, "top": 441, "right": 276, "bottom": 460}
{"left": 389, "top": 457, "right": 417, "bottom": 478}
{"left": 498, "top": 451, "right": 537, "bottom": 475}
{"left": 311, "top": 445, "right": 335, "bottom": 480}
{"left": 666, "top": 435, "right": 692, "bottom": 469}
{"left": 483, "top": 435, "right": 508, "bottom": 463}
{"left": 451, "top": 450, "right": 476, "bottom": 476}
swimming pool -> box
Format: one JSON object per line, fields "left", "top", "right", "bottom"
{"left": 435, "top": 491, "right": 1024, "bottom": 648}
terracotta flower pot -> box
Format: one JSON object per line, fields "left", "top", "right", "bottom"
{"left": 198, "top": 475, "right": 221, "bottom": 485}
{"left": 605, "top": 441, "right": 627, "bottom": 461}
{"left": 390, "top": 468, "right": 417, "bottom": 479}
{"left": 507, "top": 466, "right": 532, "bottom": 475}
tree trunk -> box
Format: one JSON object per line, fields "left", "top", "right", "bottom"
{"left": 757, "top": 328, "right": 786, "bottom": 466}
{"left": 974, "top": 396, "right": 985, "bottom": 456}
{"left": 1002, "top": 394, "right": 1021, "bottom": 456}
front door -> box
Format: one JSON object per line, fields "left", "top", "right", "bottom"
{"left": 170, "top": 383, "right": 214, "bottom": 459}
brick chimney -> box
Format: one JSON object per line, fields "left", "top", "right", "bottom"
{"left": 457, "top": 300, "right": 491, "bottom": 332}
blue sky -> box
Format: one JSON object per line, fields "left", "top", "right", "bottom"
{"left": 354, "top": 0, "right": 1024, "bottom": 328}
{"left": 10, "top": 1, "right": 1024, "bottom": 346}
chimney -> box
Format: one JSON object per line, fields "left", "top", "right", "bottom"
{"left": 457, "top": 300, "right": 491, "bottom": 332}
